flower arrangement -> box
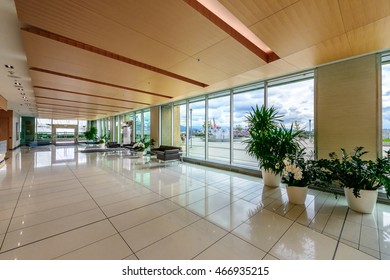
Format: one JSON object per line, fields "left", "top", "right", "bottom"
{"left": 132, "top": 141, "right": 146, "bottom": 152}
{"left": 281, "top": 149, "right": 311, "bottom": 187}
{"left": 131, "top": 138, "right": 155, "bottom": 152}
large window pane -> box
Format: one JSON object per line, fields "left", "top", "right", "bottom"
{"left": 143, "top": 110, "right": 150, "bottom": 142}
{"left": 36, "top": 118, "right": 52, "bottom": 141}
{"left": 268, "top": 78, "right": 315, "bottom": 156}
{"left": 382, "top": 63, "right": 390, "bottom": 155}
{"left": 161, "top": 105, "right": 172, "bottom": 145}
{"left": 232, "top": 87, "right": 263, "bottom": 167}
{"left": 173, "top": 103, "right": 187, "bottom": 155}
{"left": 189, "top": 99, "right": 205, "bottom": 159}
{"left": 208, "top": 93, "right": 230, "bottom": 163}
{"left": 135, "top": 112, "right": 142, "bottom": 142}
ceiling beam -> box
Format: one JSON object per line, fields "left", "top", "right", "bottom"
{"left": 183, "top": 0, "right": 279, "bottom": 63}
{"left": 35, "top": 96, "right": 132, "bottom": 110}
{"left": 30, "top": 67, "right": 173, "bottom": 99}
{"left": 34, "top": 86, "right": 150, "bottom": 105}
{"left": 23, "top": 26, "right": 209, "bottom": 88}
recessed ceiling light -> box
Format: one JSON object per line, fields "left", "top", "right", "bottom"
{"left": 14, "top": 82, "right": 21, "bottom": 86}
{"left": 5, "top": 64, "right": 14, "bottom": 69}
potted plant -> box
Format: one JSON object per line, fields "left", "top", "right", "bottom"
{"left": 97, "top": 134, "right": 109, "bottom": 149}
{"left": 244, "top": 105, "right": 302, "bottom": 187}
{"left": 282, "top": 148, "right": 312, "bottom": 204}
{"left": 84, "top": 127, "right": 97, "bottom": 143}
{"left": 132, "top": 138, "right": 154, "bottom": 156}
{"left": 315, "top": 147, "right": 390, "bottom": 213}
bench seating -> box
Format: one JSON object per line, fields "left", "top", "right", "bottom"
{"left": 151, "top": 145, "right": 182, "bottom": 161}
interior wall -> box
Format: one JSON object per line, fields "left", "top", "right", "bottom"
{"left": 149, "top": 106, "right": 159, "bottom": 148}
{"left": 316, "top": 54, "right": 379, "bottom": 159}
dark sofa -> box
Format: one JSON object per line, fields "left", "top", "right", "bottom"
{"left": 151, "top": 145, "right": 182, "bottom": 161}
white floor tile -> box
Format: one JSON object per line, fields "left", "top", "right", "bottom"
{"left": 0, "top": 219, "right": 10, "bottom": 235}
{"left": 334, "top": 243, "right": 377, "bottom": 259}
{"left": 1, "top": 208, "right": 106, "bottom": 251}
{"left": 136, "top": 219, "right": 227, "bottom": 259}
{"left": 110, "top": 200, "right": 180, "bottom": 232}
{"left": 194, "top": 234, "right": 266, "bottom": 260}
{"left": 101, "top": 193, "right": 164, "bottom": 217}
{"left": 232, "top": 209, "right": 293, "bottom": 252}
{"left": 0, "top": 220, "right": 117, "bottom": 260}
{"left": 8, "top": 199, "right": 98, "bottom": 231}
{"left": 206, "top": 199, "right": 260, "bottom": 231}
{"left": 270, "top": 223, "right": 338, "bottom": 260}
{"left": 56, "top": 234, "right": 132, "bottom": 260}
{"left": 121, "top": 208, "right": 200, "bottom": 252}
{"left": 1, "top": 146, "right": 390, "bottom": 260}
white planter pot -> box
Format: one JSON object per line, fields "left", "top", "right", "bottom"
{"left": 344, "top": 188, "right": 378, "bottom": 214}
{"left": 99, "top": 143, "right": 105, "bottom": 149}
{"left": 136, "top": 151, "right": 144, "bottom": 157}
{"left": 261, "top": 169, "right": 281, "bottom": 187}
{"left": 286, "top": 186, "right": 308, "bottom": 204}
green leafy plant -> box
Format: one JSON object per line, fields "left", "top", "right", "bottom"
{"left": 315, "top": 147, "right": 390, "bottom": 198}
{"left": 84, "top": 127, "right": 97, "bottom": 141}
{"left": 244, "top": 105, "right": 302, "bottom": 173}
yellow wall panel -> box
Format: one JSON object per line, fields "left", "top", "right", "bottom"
{"left": 316, "top": 54, "right": 379, "bottom": 159}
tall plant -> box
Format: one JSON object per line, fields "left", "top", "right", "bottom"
{"left": 244, "top": 105, "right": 302, "bottom": 173}
{"left": 84, "top": 127, "right": 97, "bottom": 141}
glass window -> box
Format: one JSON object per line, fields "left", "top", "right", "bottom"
{"left": 189, "top": 98, "right": 205, "bottom": 160}
{"left": 208, "top": 92, "right": 230, "bottom": 163}
{"left": 382, "top": 63, "right": 390, "bottom": 155}
{"left": 36, "top": 118, "right": 52, "bottom": 141}
{"left": 268, "top": 78, "right": 315, "bottom": 156}
{"left": 135, "top": 112, "right": 142, "bottom": 142}
{"left": 143, "top": 110, "right": 150, "bottom": 142}
{"left": 232, "top": 85, "right": 264, "bottom": 167}
{"left": 52, "top": 119, "right": 77, "bottom": 125}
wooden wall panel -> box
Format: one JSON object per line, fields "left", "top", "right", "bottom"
{"left": 0, "top": 95, "right": 7, "bottom": 111}
{"left": 316, "top": 54, "right": 379, "bottom": 159}
{"left": 149, "top": 106, "right": 159, "bottom": 147}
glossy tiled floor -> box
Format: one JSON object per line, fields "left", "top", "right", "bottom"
{"left": 0, "top": 145, "right": 389, "bottom": 260}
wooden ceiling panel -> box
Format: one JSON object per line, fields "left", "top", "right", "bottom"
{"left": 133, "top": 75, "right": 204, "bottom": 99}
{"left": 250, "top": 0, "right": 345, "bottom": 57}
{"left": 29, "top": 71, "right": 169, "bottom": 105}
{"left": 218, "top": 0, "right": 298, "bottom": 26}
{"left": 283, "top": 34, "right": 353, "bottom": 69}
{"left": 15, "top": 0, "right": 189, "bottom": 69}
{"left": 195, "top": 37, "right": 266, "bottom": 76}
{"left": 347, "top": 16, "right": 390, "bottom": 56}
{"left": 22, "top": 31, "right": 161, "bottom": 88}
{"left": 339, "top": 0, "right": 390, "bottom": 31}
{"left": 35, "top": 88, "right": 138, "bottom": 109}
{"left": 168, "top": 58, "right": 230, "bottom": 85}
{"left": 74, "top": 0, "right": 229, "bottom": 56}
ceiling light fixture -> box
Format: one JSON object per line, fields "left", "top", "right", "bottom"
{"left": 5, "top": 64, "right": 14, "bottom": 69}
{"left": 188, "top": 0, "right": 279, "bottom": 62}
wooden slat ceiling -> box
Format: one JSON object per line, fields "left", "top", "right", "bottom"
{"left": 14, "top": 0, "right": 390, "bottom": 120}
